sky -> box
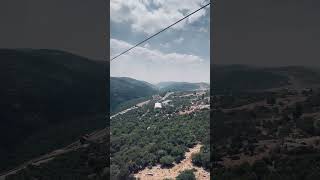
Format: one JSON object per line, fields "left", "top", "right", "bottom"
{"left": 0, "top": 0, "right": 107, "bottom": 60}
{"left": 110, "top": 0, "right": 210, "bottom": 84}
{"left": 214, "top": 0, "right": 320, "bottom": 67}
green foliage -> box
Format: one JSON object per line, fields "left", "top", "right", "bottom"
{"left": 110, "top": 77, "right": 158, "bottom": 111}
{"left": 191, "top": 153, "right": 202, "bottom": 166}
{"left": 191, "top": 146, "right": 210, "bottom": 170}
{"left": 110, "top": 91, "right": 210, "bottom": 179}
{"left": 176, "top": 169, "right": 196, "bottom": 180}
{"left": 160, "top": 155, "right": 175, "bottom": 167}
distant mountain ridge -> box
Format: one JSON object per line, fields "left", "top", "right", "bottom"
{"left": 211, "top": 64, "right": 320, "bottom": 93}
{"left": 156, "top": 81, "right": 210, "bottom": 92}
{"left": 110, "top": 77, "right": 210, "bottom": 111}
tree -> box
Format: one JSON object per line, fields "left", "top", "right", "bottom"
{"left": 191, "top": 153, "right": 202, "bottom": 166}
{"left": 160, "top": 155, "right": 175, "bottom": 167}
{"left": 171, "top": 146, "right": 185, "bottom": 163}
{"left": 176, "top": 169, "right": 196, "bottom": 180}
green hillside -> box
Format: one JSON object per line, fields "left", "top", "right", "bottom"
{"left": 211, "top": 64, "right": 320, "bottom": 93}
{"left": 110, "top": 77, "right": 158, "bottom": 112}
{"left": 211, "top": 64, "right": 289, "bottom": 93}
{"left": 0, "top": 49, "right": 107, "bottom": 172}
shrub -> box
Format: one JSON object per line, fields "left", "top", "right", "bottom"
{"left": 160, "top": 155, "right": 175, "bottom": 167}
{"left": 176, "top": 169, "right": 196, "bottom": 180}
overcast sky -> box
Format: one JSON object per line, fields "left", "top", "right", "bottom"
{"left": 0, "top": 0, "right": 107, "bottom": 60}
{"left": 214, "top": 0, "right": 320, "bottom": 67}
{"left": 110, "top": 0, "right": 210, "bottom": 84}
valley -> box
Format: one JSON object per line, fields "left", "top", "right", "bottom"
{"left": 110, "top": 88, "right": 210, "bottom": 180}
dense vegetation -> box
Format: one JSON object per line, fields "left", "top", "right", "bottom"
{"left": 212, "top": 81, "right": 320, "bottom": 179}
{"left": 0, "top": 49, "right": 106, "bottom": 172}
{"left": 214, "top": 152, "right": 320, "bottom": 180}
{"left": 176, "top": 169, "right": 196, "bottom": 180}
{"left": 191, "top": 145, "right": 210, "bottom": 170}
{"left": 110, "top": 91, "right": 210, "bottom": 179}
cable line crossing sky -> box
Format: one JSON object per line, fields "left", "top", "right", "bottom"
{"left": 110, "top": 2, "right": 210, "bottom": 62}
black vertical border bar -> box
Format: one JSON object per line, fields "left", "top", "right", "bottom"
{"left": 105, "top": 0, "right": 110, "bottom": 172}
{"left": 105, "top": 1, "right": 110, "bottom": 124}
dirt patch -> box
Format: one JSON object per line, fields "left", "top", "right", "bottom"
{"left": 179, "top": 105, "right": 210, "bottom": 115}
{"left": 134, "top": 144, "right": 210, "bottom": 180}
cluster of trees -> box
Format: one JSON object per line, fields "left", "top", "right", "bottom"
{"left": 214, "top": 151, "right": 320, "bottom": 180}
{"left": 176, "top": 169, "right": 196, "bottom": 180}
{"left": 110, "top": 96, "right": 210, "bottom": 179}
{"left": 213, "top": 90, "right": 320, "bottom": 180}
{"left": 191, "top": 145, "right": 210, "bottom": 170}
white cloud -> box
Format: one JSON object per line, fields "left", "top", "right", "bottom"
{"left": 110, "top": 0, "right": 209, "bottom": 35}
{"left": 110, "top": 38, "right": 209, "bottom": 83}
{"left": 143, "top": 43, "right": 151, "bottom": 48}
{"left": 160, "top": 42, "right": 170, "bottom": 48}
{"left": 198, "top": 27, "right": 208, "bottom": 33}
{"left": 173, "top": 37, "right": 184, "bottom": 44}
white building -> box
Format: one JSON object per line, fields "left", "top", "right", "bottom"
{"left": 154, "top": 102, "right": 162, "bottom": 109}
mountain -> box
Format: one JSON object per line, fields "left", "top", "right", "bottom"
{"left": 110, "top": 77, "right": 158, "bottom": 112}
{"left": 211, "top": 64, "right": 320, "bottom": 93}
{"left": 156, "top": 81, "right": 210, "bottom": 92}
{"left": 211, "top": 64, "right": 289, "bottom": 93}
{"left": 0, "top": 49, "right": 106, "bottom": 172}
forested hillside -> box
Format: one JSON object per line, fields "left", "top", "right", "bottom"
{"left": 0, "top": 49, "right": 106, "bottom": 172}
{"left": 212, "top": 65, "right": 320, "bottom": 179}
{"left": 110, "top": 77, "right": 158, "bottom": 112}
{"left": 110, "top": 91, "right": 210, "bottom": 179}
{"left": 211, "top": 64, "right": 289, "bottom": 93}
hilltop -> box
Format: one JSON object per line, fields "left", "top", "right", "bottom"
{"left": 156, "top": 81, "right": 209, "bottom": 92}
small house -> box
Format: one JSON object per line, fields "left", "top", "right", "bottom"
{"left": 154, "top": 102, "right": 162, "bottom": 109}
